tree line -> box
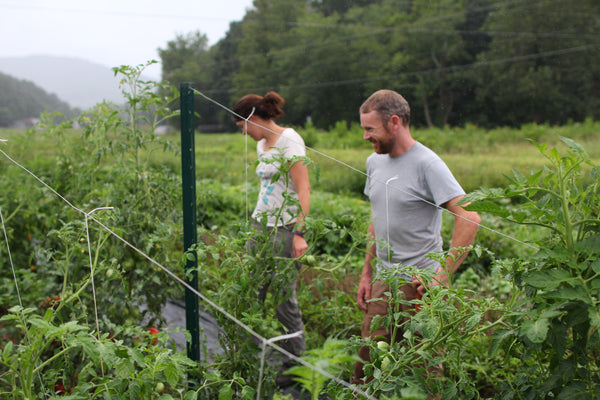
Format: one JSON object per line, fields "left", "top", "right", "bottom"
{"left": 158, "top": 0, "right": 600, "bottom": 131}
{"left": 0, "top": 72, "right": 76, "bottom": 128}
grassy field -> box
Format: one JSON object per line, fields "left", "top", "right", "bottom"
{"left": 0, "top": 117, "right": 600, "bottom": 194}
{"left": 191, "top": 118, "right": 600, "bottom": 195}
{"left": 2, "top": 119, "right": 599, "bottom": 196}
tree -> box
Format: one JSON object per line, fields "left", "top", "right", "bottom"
{"left": 271, "top": 6, "right": 380, "bottom": 128}
{"left": 235, "top": 0, "right": 414, "bottom": 128}
{"left": 310, "top": 0, "right": 377, "bottom": 16}
{"left": 158, "top": 0, "right": 600, "bottom": 129}
{"left": 159, "top": 31, "right": 211, "bottom": 86}
{"left": 158, "top": 31, "right": 219, "bottom": 128}
{"left": 388, "top": 0, "right": 471, "bottom": 127}
{"left": 449, "top": 0, "right": 494, "bottom": 127}
{"left": 475, "top": 0, "right": 600, "bottom": 126}
{"left": 207, "top": 22, "right": 245, "bottom": 130}
{"left": 234, "top": 0, "right": 309, "bottom": 90}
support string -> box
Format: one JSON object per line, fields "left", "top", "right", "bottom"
{"left": 385, "top": 176, "right": 399, "bottom": 262}
{"left": 1, "top": 205, "right": 47, "bottom": 395}
{"left": 1, "top": 206, "right": 22, "bottom": 307}
{"left": 243, "top": 107, "right": 255, "bottom": 225}
{"left": 84, "top": 207, "right": 114, "bottom": 337}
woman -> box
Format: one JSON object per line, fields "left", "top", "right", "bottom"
{"left": 232, "top": 91, "right": 310, "bottom": 387}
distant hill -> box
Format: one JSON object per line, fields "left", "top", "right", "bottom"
{"left": 0, "top": 71, "right": 76, "bottom": 127}
{"left": 0, "top": 55, "right": 128, "bottom": 109}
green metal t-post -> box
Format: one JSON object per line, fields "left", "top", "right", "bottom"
{"left": 180, "top": 83, "right": 200, "bottom": 364}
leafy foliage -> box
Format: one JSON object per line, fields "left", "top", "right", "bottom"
{"left": 463, "top": 137, "right": 600, "bottom": 398}
{"left": 159, "top": 0, "right": 600, "bottom": 129}
{"left": 0, "top": 62, "right": 183, "bottom": 334}
{"left": 1, "top": 306, "right": 197, "bottom": 399}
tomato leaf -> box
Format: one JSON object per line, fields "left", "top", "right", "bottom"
{"left": 521, "top": 318, "right": 549, "bottom": 343}
{"left": 463, "top": 200, "right": 510, "bottom": 218}
{"left": 523, "top": 269, "right": 571, "bottom": 290}
{"left": 218, "top": 384, "right": 233, "bottom": 400}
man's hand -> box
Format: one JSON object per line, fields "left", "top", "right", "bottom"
{"left": 359, "top": 223, "right": 376, "bottom": 312}
{"left": 413, "top": 267, "right": 449, "bottom": 298}
{"left": 432, "top": 268, "right": 449, "bottom": 288}
{"left": 292, "top": 235, "right": 308, "bottom": 259}
{"left": 357, "top": 273, "right": 372, "bottom": 311}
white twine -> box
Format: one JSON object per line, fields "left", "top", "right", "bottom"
{"left": 1, "top": 207, "right": 22, "bottom": 307}
{"left": 243, "top": 107, "right": 255, "bottom": 225}
{"left": 84, "top": 207, "right": 114, "bottom": 336}
{"left": 385, "top": 176, "right": 399, "bottom": 262}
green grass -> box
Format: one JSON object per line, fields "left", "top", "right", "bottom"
{"left": 2, "top": 119, "right": 599, "bottom": 197}
{"left": 190, "top": 120, "right": 600, "bottom": 196}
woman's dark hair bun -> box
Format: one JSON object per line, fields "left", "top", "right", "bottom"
{"left": 232, "top": 91, "right": 285, "bottom": 121}
{"left": 262, "top": 91, "right": 285, "bottom": 119}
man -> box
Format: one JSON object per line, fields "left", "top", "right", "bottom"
{"left": 353, "top": 89, "right": 481, "bottom": 384}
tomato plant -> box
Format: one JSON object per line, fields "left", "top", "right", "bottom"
{"left": 463, "top": 137, "right": 600, "bottom": 398}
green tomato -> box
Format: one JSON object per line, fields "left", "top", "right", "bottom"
{"left": 303, "top": 255, "right": 316, "bottom": 266}
{"left": 106, "top": 268, "right": 115, "bottom": 279}
{"left": 155, "top": 382, "right": 165, "bottom": 393}
{"left": 381, "top": 356, "right": 392, "bottom": 370}
{"left": 377, "top": 341, "right": 389, "bottom": 351}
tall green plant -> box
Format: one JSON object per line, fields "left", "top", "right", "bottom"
{"left": 286, "top": 338, "right": 358, "bottom": 400}
{"left": 73, "top": 61, "right": 178, "bottom": 178}
{"left": 463, "top": 137, "right": 600, "bottom": 398}
{"left": 0, "top": 61, "right": 185, "bottom": 337}
{"left": 192, "top": 154, "right": 313, "bottom": 398}
{"left": 112, "top": 61, "right": 179, "bottom": 177}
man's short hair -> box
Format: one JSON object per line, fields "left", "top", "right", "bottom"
{"left": 360, "top": 89, "right": 410, "bottom": 126}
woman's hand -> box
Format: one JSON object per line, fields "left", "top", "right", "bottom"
{"left": 292, "top": 234, "right": 308, "bottom": 258}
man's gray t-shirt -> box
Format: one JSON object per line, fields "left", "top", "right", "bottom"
{"left": 364, "top": 142, "right": 465, "bottom": 277}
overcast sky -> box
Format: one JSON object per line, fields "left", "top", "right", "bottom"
{"left": 0, "top": 0, "right": 254, "bottom": 79}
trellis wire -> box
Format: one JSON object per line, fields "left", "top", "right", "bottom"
{"left": 0, "top": 147, "right": 376, "bottom": 400}
{"left": 243, "top": 106, "right": 256, "bottom": 224}
{"left": 1, "top": 205, "right": 48, "bottom": 398}
{"left": 385, "top": 176, "right": 399, "bottom": 262}
{"left": 84, "top": 207, "right": 114, "bottom": 338}
{"left": 1, "top": 207, "right": 22, "bottom": 308}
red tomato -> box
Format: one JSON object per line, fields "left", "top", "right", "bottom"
{"left": 54, "top": 381, "right": 66, "bottom": 395}
{"left": 148, "top": 328, "right": 159, "bottom": 345}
